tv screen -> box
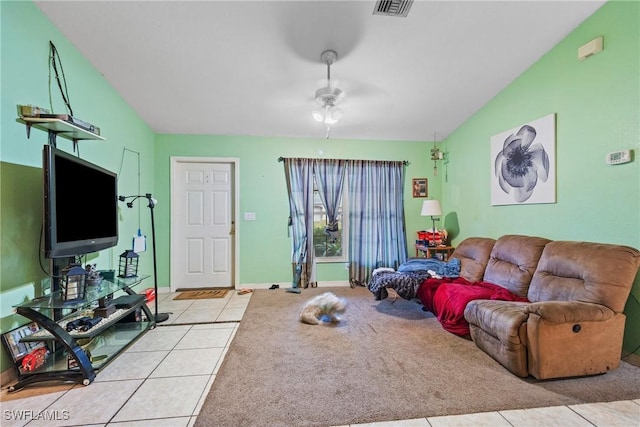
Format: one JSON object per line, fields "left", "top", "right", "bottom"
{"left": 43, "top": 145, "right": 118, "bottom": 258}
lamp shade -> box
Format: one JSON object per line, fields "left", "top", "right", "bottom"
{"left": 420, "top": 199, "right": 442, "bottom": 216}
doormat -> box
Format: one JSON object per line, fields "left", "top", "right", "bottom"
{"left": 173, "top": 289, "right": 228, "bottom": 300}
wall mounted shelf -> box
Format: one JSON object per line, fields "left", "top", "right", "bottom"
{"left": 18, "top": 117, "right": 104, "bottom": 147}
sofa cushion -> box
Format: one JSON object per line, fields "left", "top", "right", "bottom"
{"left": 483, "top": 235, "right": 551, "bottom": 297}
{"left": 464, "top": 300, "right": 530, "bottom": 345}
{"left": 450, "top": 237, "right": 495, "bottom": 282}
{"left": 527, "top": 241, "right": 640, "bottom": 312}
{"left": 465, "top": 300, "right": 531, "bottom": 377}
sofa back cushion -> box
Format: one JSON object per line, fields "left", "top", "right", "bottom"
{"left": 451, "top": 237, "right": 495, "bottom": 282}
{"left": 483, "top": 235, "right": 551, "bottom": 297}
{"left": 528, "top": 241, "right": 640, "bottom": 312}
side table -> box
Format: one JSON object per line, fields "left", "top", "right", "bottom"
{"left": 415, "top": 245, "right": 455, "bottom": 261}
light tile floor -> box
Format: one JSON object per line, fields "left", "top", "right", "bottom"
{"left": 1, "top": 290, "right": 638, "bottom": 427}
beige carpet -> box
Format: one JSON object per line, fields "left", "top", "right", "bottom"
{"left": 173, "top": 289, "right": 228, "bottom": 300}
{"left": 196, "top": 287, "right": 640, "bottom": 427}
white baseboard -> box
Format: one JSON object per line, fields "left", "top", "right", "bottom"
{"left": 240, "top": 281, "right": 350, "bottom": 290}
{"left": 316, "top": 281, "right": 351, "bottom": 288}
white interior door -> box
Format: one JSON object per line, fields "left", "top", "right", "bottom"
{"left": 171, "top": 160, "right": 235, "bottom": 290}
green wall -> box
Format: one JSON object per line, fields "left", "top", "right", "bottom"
{"left": 442, "top": 1, "right": 640, "bottom": 354}
{"left": 0, "top": 1, "right": 156, "bottom": 372}
{"left": 153, "top": 135, "right": 435, "bottom": 286}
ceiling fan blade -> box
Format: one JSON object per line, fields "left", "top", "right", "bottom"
{"left": 340, "top": 81, "right": 388, "bottom": 100}
{"left": 264, "top": 79, "right": 316, "bottom": 109}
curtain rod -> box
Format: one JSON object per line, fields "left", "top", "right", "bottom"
{"left": 277, "top": 157, "right": 409, "bottom": 165}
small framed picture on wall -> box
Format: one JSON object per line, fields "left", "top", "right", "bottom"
{"left": 412, "top": 178, "right": 428, "bottom": 198}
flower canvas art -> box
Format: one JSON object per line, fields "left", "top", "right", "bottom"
{"left": 491, "top": 113, "right": 556, "bottom": 205}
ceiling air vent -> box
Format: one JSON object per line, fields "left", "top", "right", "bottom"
{"left": 373, "top": 0, "right": 413, "bottom": 17}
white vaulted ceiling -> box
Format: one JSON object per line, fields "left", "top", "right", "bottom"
{"left": 36, "top": 1, "right": 605, "bottom": 141}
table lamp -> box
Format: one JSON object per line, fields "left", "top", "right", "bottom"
{"left": 420, "top": 199, "right": 442, "bottom": 247}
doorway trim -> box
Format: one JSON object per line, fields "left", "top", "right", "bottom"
{"left": 170, "top": 156, "right": 240, "bottom": 292}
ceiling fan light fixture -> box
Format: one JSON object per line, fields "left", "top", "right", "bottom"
{"left": 312, "top": 50, "right": 345, "bottom": 134}
{"left": 312, "top": 109, "right": 325, "bottom": 122}
{"left": 312, "top": 105, "right": 344, "bottom": 125}
{"left": 315, "top": 87, "right": 344, "bottom": 106}
{"left": 327, "top": 106, "right": 343, "bottom": 123}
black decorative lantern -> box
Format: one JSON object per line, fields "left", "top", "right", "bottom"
{"left": 61, "top": 265, "right": 88, "bottom": 301}
{"left": 118, "top": 250, "right": 139, "bottom": 278}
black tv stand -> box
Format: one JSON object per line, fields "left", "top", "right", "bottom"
{"left": 8, "top": 275, "right": 152, "bottom": 392}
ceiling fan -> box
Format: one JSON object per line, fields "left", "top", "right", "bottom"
{"left": 267, "top": 47, "right": 389, "bottom": 139}
{"left": 312, "top": 50, "right": 345, "bottom": 138}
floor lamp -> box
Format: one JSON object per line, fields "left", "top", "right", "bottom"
{"left": 420, "top": 199, "right": 442, "bottom": 247}
{"left": 118, "top": 193, "right": 170, "bottom": 324}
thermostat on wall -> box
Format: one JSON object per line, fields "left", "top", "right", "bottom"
{"left": 606, "top": 149, "right": 633, "bottom": 165}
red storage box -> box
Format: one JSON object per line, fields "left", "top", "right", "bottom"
{"left": 417, "top": 231, "right": 444, "bottom": 245}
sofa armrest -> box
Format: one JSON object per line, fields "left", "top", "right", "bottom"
{"left": 524, "top": 301, "right": 615, "bottom": 323}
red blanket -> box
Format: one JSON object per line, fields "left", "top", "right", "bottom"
{"left": 416, "top": 277, "right": 470, "bottom": 313}
{"left": 416, "top": 278, "right": 529, "bottom": 336}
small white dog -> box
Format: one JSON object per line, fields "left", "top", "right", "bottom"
{"left": 299, "top": 292, "right": 347, "bottom": 325}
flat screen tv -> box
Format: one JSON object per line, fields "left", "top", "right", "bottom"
{"left": 43, "top": 145, "right": 118, "bottom": 258}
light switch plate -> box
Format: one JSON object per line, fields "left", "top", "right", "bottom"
{"left": 243, "top": 212, "right": 256, "bottom": 221}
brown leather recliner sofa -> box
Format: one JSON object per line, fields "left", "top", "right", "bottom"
{"left": 448, "top": 234, "right": 640, "bottom": 379}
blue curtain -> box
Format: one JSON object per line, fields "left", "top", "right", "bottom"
{"left": 347, "top": 160, "right": 407, "bottom": 287}
{"left": 284, "top": 157, "right": 407, "bottom": 289}
{"left": 283, "top": 158, "right": 316, "bottom": 288}
{"left": 313, "top": 159, "right": 346, "bottom": 243}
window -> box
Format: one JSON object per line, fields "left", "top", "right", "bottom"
{"left": 313, "top": 176, "right": 348, "bottom": 262}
